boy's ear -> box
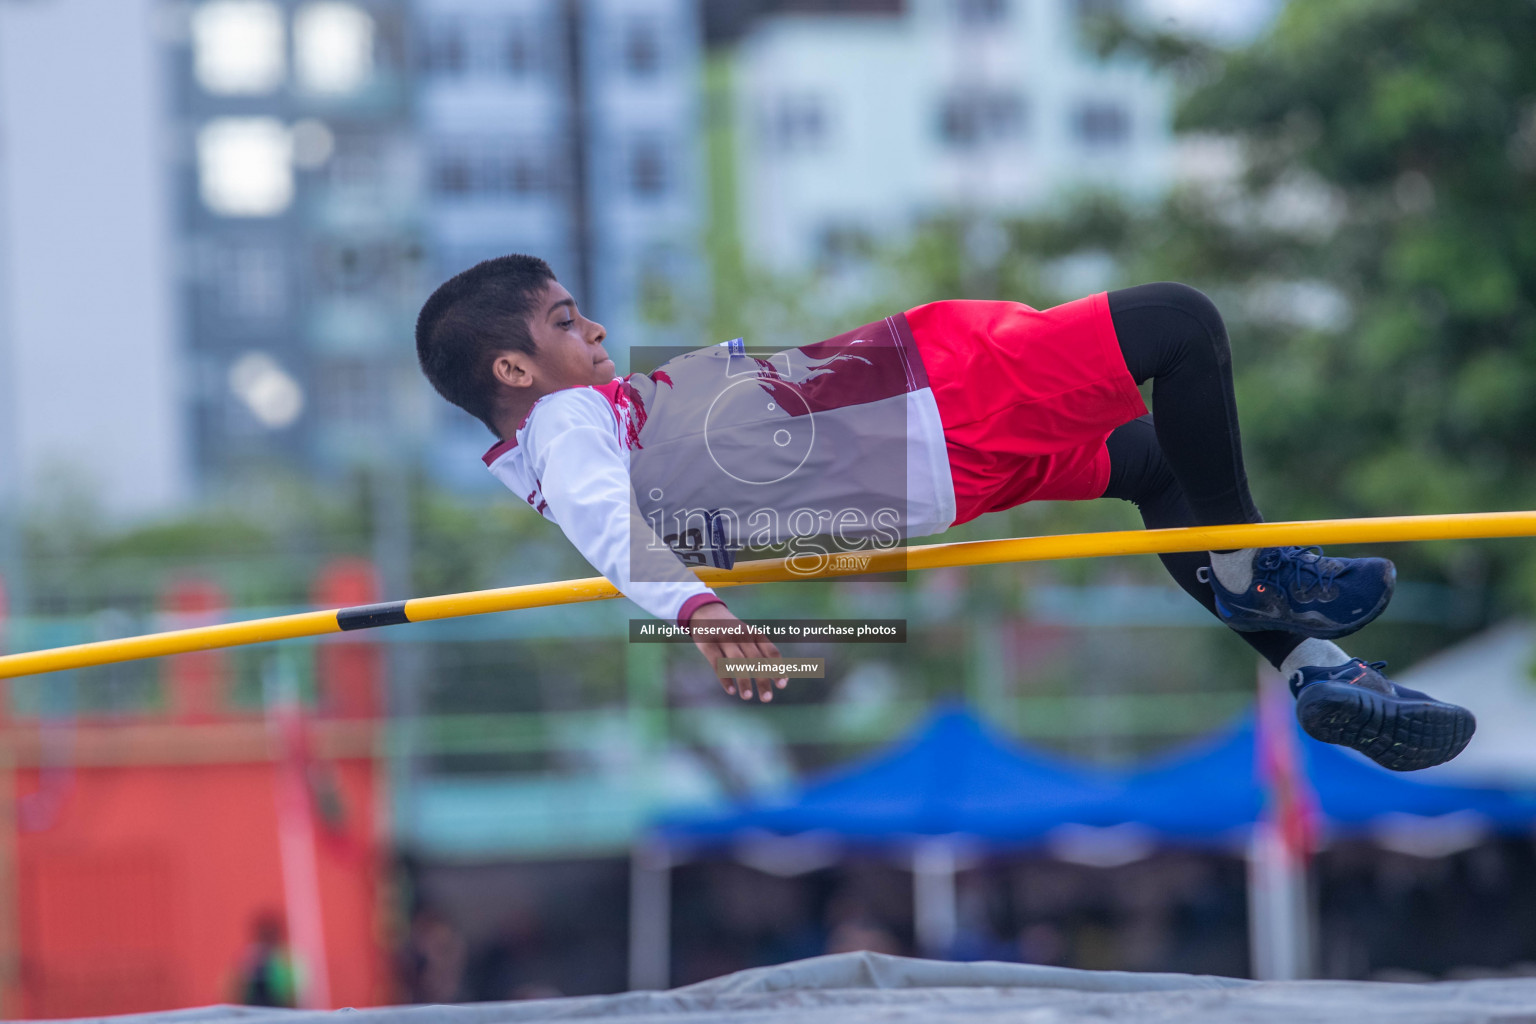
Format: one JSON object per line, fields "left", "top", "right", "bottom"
{"left": 491, "top": 349, "right": 537, "bottom": 390}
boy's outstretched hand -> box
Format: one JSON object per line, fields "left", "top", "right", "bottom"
{"left": 687, "top": 602, "right": 789, "bottom": 703}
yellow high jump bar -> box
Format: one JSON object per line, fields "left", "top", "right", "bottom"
{"left": 1, "top": 510, "right": 1533, "bottom": 681}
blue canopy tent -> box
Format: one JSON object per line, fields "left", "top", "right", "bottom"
{"left": 1109, "top": 713, "right": 1536, "bottom": 841}
{"left": 656, "top": 705, "right": 1124, "bottom": 849}
{"left": 632, "top": 703, "right": 1536, "bottom": 987}
{"left": 1100, "top": 712, "right": 1536, "bottom": 978}
{"left": 659, "top": 705, "right": 1536, "bottom": 853}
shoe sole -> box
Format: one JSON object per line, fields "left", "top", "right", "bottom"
{"left": 1218, "top": 566, "right": 1396, "bottom": 640}
{"left": 1295, "top": 680, "right": 1476, "bottom": 772}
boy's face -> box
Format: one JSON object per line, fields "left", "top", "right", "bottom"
{"left": 492, "top": 279, "right": 613, "bottom": 396}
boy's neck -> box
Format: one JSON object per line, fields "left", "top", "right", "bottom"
{"left": 492, "top": 390, "right": 542, "bottom": 441}
{"left": 492, "top": 373, "right": 614, "bottom": 440}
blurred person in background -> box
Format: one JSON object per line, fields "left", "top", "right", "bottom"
{"left": 398, "top": 905, "right": 468, "bottom": 1004}
{"left": 414, "top": 257, "right": 1474, "bottom": 772}
{"left": 824, "top": 915, "right": 903, "bottom": 957}
{"left": 1016, "top": 922, "right": 1069, "bottom": 967}
{"left": 234, "top": 912, "right": 297, "bottom": 1008}
{"left": 821, "top": 887, "right": 904, "bottom": 957}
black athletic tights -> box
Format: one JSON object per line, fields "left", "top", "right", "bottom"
{"left": 1102, "top": 283, "right": 1303, "bottom": 670}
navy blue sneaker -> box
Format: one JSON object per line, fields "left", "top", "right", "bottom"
{"left": 1292, "top": 659, "right": 1475, "bottom": 772}
{"left": 1205, "top": 546, "right": 1395, "bottom": 639}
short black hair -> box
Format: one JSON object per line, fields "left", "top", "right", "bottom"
{"left": 415, "top": 254, "right": 556, "bottom": 434}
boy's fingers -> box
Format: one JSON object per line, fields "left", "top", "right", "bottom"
{"left": 744, "top": 644, "right": 773, "bottom": 702}
{"left": 704, "top": 643, "right": 740, "bottom": 698}
{"left": 704, "top": 621, "right": 791, "bottom": 703}
{"left": 720, "top": 642, "right": 756, "bottom": 700}
{"left": 719, "top": 643, "right": 754, "bottom": 701}
{"left": 712, "top": 639, "right": 799, "bottom": 703}
{"left": 706, "top": 647, "right": 736, "bottom": 696}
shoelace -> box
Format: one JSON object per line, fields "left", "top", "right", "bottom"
{"left": 1254, "top": 546, "right": 1343, "bottom": 598}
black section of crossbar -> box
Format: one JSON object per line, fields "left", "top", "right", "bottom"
{"left": 337, "top": 601, "right": 411, "bottom": 631}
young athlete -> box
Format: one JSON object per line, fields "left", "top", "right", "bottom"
{"left": 415, "top": 255, "right": 1476, "bottom": 772}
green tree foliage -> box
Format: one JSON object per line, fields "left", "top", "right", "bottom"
{"left": 20, "top": 467, "right": 561, "bottom": 617}
{"left": 1126, "top": 0, "right": 1536, "bottom": 605}
{"left": 706, "top": 0, "right": 1536, "bottom": 609}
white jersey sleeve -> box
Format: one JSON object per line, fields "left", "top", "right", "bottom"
{"left": 522, "top": 388, "right": 724, "bottom": 624}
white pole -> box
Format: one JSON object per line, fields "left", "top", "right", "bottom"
{"left": 1247, "top": 820, "right": 1296, "bottom": 979}
{"left": 267, "top": 654, "right": 332, "bottom": 1008}
{"left": 628, "top": 841, "right": 671, "bottom": 990}
{"left": 912, "top": 840, "right": 957, "bottom": 958}
{"left": 1248, "top": 660, "right": 1313, "bottom": 980}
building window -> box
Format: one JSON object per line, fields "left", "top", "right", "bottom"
{"left": 328, "top": 131, "right": 384, "bottom": 188}
{"left": 763, "top": 96, "right": 826, "bottom": 152}
{"left": 216, "top": 245, "right": 287, "bottom": 319}
{"left": 954, "top": 0, "right": 1007, "bottom": 24}
{"left": 422, "top": 22, "right": 466, "bottom": 75}
{"left": 939, "top": 91, "right": 1026, "bottom": 148}
{"left": 629, "top": 139, "right": 668, "bottom": 197}
{"left": 504, "top": 21, "right": 535, "bottom": 76}
{"left": 1072, "top": 101, "right": 1131, "bottom": 147}
{"left": 197, "top": 118, "right": 294, "bottom": 217}
{"left": 316, "top": 358, "right": 387, "bottom": 426}
{"left": 191, "top": 0, "right": 286, "bottom": 95}
{"left": 624, "top": 18, "right": 662, "bottom": 76}
{"left": 315, "top": 241, "right": 395, "bottom": 296}
{"left": 294, "top": 2, "right": 375, "bottom": 96}
{"left": 433, "top": 154, "right": 473, "bottom": 194}
{"left": 431, "top": 141, "right": 547, "bottom": 197}
{"left": 499, "top": 154, "right": 546, "bottom": 194}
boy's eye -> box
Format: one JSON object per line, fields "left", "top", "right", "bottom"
{"left": 559, "top": 319, "right": 574, "bottom": 329}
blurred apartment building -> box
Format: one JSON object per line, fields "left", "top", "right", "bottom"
{"left": 729, "top": 0, "right": 1173, "bottom": 271}
{"left": 0, "top": 0, "right": 1269, "bottom": 519}
{"left": 414, "top": 0, "right": 705, "bottom": 489}
{"left": 169, "top": 0, "right": 704, "bottom": 494}
{"left": 0, "top": 0, "right": 430, "bottom": 513}
{"left": 172, "top": 0, "right": 428, "bottom": 488}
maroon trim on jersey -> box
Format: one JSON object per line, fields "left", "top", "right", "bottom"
{"left": 677, "top": 593, "right": 726, "bottom": 628}
{"left": 590, "top": 378, "right": 649, "bottom": 449}
{"left": 484, "top": 379, "right": 636, "bottom": 467}
{"left": 482, "top": 438, "right": 518, "bottom": 465}
{"left": 754, "top": 313, "right": 929, "bottom": 417}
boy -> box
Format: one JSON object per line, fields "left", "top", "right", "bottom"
{"left": 415, "top": 255, "right": 1475, "bottom": 772}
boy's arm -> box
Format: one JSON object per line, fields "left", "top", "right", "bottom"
{"left": 527, "top": 393, "right": 787, "bottom": 701}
